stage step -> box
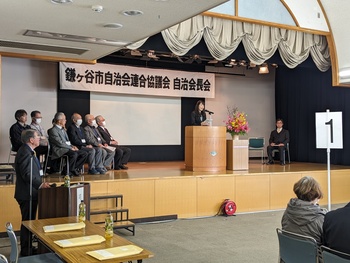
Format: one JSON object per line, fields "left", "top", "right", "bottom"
{"left": 89, "top": 194, "right": 135, "bottom": 235}
{"left": 95, "top": 221, "right": 135, "bottom": 236}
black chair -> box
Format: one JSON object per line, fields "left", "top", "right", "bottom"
{"left": 321, "top": 245, "right": 350, "bottom": 263}
{"left": 276, "top": 228, "right": 318, "bottom": 263}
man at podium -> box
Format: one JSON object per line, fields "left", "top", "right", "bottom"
{"left": 14, "top": 129, "right": 50, "bottom": 256}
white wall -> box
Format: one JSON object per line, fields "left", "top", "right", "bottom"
{"left": 206, "top": 68, "right": 276, "bottom": 155}
{"left": 0, "top": 57, "right": 275, "bottom": 162}
{"left": 0, "top": 57, "right": 57, "bottom": 163}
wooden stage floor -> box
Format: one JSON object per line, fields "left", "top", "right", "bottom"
{"left": 31, "top": 159, "right": 350, "bottom": 184}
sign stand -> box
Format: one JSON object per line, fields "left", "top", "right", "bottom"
{"left": 315, "top": 109, "right": 343, "bottom": 211}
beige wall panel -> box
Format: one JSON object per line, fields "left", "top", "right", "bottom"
{"left": 329, "top": 170, "right": 350, "bottom": 204}
{"left": 90, "top": 181, "right": 109, "bottom": 195}
{"left": 107, "top": 180, "right": 155, "bottom": 219}
{"left": 197, "top": 175, "right": 235, "bottom": 216}
{"left": 155, "top": 177, "right": 197, "bottom": 218}
{"left": 0, "top": 186, "right": 21, "bottom": 231}
{"left": 301, "top": 171, "right": 328, "bottom": 206}
{"left": 235, "top": 175, "right": 270, "bottom": 212}
{"left": 270, "top": 173, "right": 302, "bottom": 209}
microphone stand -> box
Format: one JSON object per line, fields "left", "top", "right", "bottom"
{"left": 28, "top": 155, "right": 33, "bottom": 256}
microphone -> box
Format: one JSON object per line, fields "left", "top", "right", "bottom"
{"left": 204, "top": 109, "right": 214, "bottom": 115}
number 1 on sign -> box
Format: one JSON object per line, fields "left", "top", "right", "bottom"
{"left": 325, "top": 119, "right": 333, "bottom": 143}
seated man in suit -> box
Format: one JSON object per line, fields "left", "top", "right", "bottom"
{"left": 266, "top": 118, "right": 290, "bottom": 165}
{"left": 84, "top": 114, "right": 115, "bottom": 170}
{"left": 9, "top": 109, "right": 31, "bottom": 152}
{"left": 67, "top": 113, "right": 105, "bottom": 175}
{"left": 48, "top": 112, "right": 88, "bottom": 176}
{"left": 30, "top": 110, "right": 49, "bottom": 165}
{"left": 96, "top": 115, "right": 131, "bottom": 170}
{"left": 323, "top": 202, "right": 350, "bottom": 254}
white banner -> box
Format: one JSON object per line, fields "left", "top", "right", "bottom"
{"left": 60, "top": 62, "right": 215, "bottom": 98}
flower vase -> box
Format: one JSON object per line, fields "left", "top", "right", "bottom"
{"left": 233, "top": 134, "right": 239, "bottom": 140}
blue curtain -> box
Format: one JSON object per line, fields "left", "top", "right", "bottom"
{"left": 275, "top": 66, "right": 350, "bottom": 165}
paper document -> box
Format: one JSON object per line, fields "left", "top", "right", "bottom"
{"left": 54, "top": 235, "right": 105, "bottom": 248}
{"left": 43, "top": 222, "right": 85, "bottom": 233}
{"left": 86, "top": 245, "right": 143, "bottom": 261}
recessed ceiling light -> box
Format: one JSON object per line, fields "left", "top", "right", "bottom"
{"left": 103, "top": 23, "right": 123, "bottom": 29}
{"left": 122, "top": 10, "right": 143, "bottom": 16}
{"left": 51, "top": 0, "right": 72, "bottom": 4}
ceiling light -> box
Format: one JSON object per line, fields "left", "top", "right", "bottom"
{"left": 51, "top": 0, "right": 72, "bottom": 3}
{"left": 103, "top": 23, "right": 123, "bottom": 29}
{"left": 24, "top": 30, "right": 130, "bottom": 47}
{"left": 259, "top": 64, "right": 269, "bottom": 74}
{"left": 123, "top": 10, "right": 143, "bottom": 16}
{"left": 92, "top": 5, "right": 103, "bottom": 12}
{"left": 130, "top": 49, "right": 142, "bottom": 56}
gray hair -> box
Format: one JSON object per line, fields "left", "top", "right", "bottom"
{"left": 53, "top": 112, "right": 65, "bottom": 124}
{"left": 21, "top": 129, "right": 37, "bottom": 143}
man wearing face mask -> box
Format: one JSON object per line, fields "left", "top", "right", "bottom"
{"left": 96, "top": 115, "right": 131, "bottom": 170}
{"left": 30, "top": 110, "right": 49, "bottom": 161}
{"left": 84, "top": 114, "right": 115, "bottom": 170}
{"left": 67, "top": 113, "right": 105, "bottom": 175}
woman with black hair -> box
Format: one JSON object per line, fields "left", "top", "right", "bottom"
{"left": 191, "top": 100, "right": 209, "bottom": 126}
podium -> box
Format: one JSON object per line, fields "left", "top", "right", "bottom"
{"left": 226, "top": 139, "right": 249, "bottom": 170}
{"left": 185, "top": 126, "right": 226, "bottom": 172}
{"left": 38, "top": 183, "right": 90, "bottom": 220}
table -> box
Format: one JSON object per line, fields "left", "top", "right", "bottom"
{"left": 22, "top": 217, "right": 153, "bottom": 263}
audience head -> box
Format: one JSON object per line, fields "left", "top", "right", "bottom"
{"left": 31, "top": 110, "right": 42, "bottom": 125}
{"left": 21, "top": 129, "right": 40, "bottom": 148}
{"left": 85, "top": 114, "right": 96, "bottom": 126}
{"left": 71, "top": 113, "right": 83, "bottom": 127}
{"left": 293, "top": 176, "right": 323, "bottom": 203}
{"left": 95, "top": 115, "right": 106, "bottom": 127}
{"left": 15, "top": 109, "right": 27, "bottom": 123}
{"left": 53, "top": 112, "right": 66, "bottom": 127}
{"left": 195, "top": 100, "right": 205, "bottom": 113}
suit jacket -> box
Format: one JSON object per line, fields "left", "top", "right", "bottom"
{"left": 84, "top": 125, "right": 106, "bottom": 147}
{"left": 48, "top": 125, "right": 71, "bottom": 160}
{"left": 9, "top": 122, "right": 31, "bottom": 151}
{"left": 67, "top": 124, "right": 87, "bottom": 149}
{"left": 269, "top": 129, "right": 290, "bottom": 145}
{"left": 191, "top": 111, "right": 206, "bottom": 126}
{"left": 323, "top": 202, "right": 350, "bottom": 254}
{"left": 97, "top": 126, "right": 114, "bottom": 145}
{"left": 14, "top": 144, "right": 42, "bottom": 201}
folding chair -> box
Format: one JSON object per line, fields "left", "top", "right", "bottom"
{"left": 5, "top": 222, "right": 63, "bottom": 263}
{"left": 321, "top": 245, "right": 350, "bottom": 263}
{"left": 272, "top": 142, "right": 290, "bottom": 163}
{"left": 276, "top": 228, "right": 318, "bottom": 263}
{"left": 248, "top": 137, "right": 265, "bottom": 163}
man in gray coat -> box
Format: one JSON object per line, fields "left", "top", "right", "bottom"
{"left": 48, "top": 112, "right": 88, "bottom": 176}
{"left": 84, "top": 114, "right": 114, "bottom": 170}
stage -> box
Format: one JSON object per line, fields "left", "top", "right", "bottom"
{"left": 1, "top": 160, "right": 350, "bottom": 232}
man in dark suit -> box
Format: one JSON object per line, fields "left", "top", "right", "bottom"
{"left": 14, "top": 129, "right": 50, "bottom": 256}
{"left": 96, "top": 115, "right": 131, "bottom": 170}
{"left": 48, "top": 112, "right": 88, "bottom": 176}
{"left": 9, "top": 109, "right": 31, "bottom": 152}
{"left": 323, "top": 202, "right": 350, "bottom": 254}
{"left": 67, "top": 113, "right": 105, "bottom": 175}
{"left": 266, "top": 118, "right": 290, "bottom": 165}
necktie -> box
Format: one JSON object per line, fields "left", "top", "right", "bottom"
{"left": 33, "top": 151, "right": 41, "bottom": 168}
{"left": 92, "top": 127, "right": 99, "bottom": 138}
{"left": 105, "top": 128, "right": 111, "bottom": 137}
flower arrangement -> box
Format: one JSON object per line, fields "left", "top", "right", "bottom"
{"left": 224, "top": 106, "right": 250, "bottom": 138}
